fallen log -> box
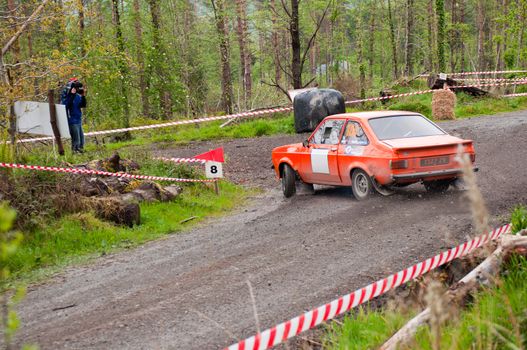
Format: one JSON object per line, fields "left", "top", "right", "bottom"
{"left": 380, "top": 232, "right": 527, "bottom": 350}
{"left": 427, "top": 74, "right": 488, "bottom": 97}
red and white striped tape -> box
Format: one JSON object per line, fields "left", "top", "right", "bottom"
{"left": 345, "top": 89, "right": 435, "bottom": 105}
{"left": 12, "top": 79, "right": 527, "bottom": 145}
{"left": 450, "top": 70, "right": 527, "bottom": 76}
{"left": 16, "top": 106, "right": 294, "bottom": 144}
{"left": 503, "top": 93, "right": 527, "bottom": 98}
{"left": 0, "top": 162, "right": 216, "bottom": 183}
{"left": 225, "top": 224, "right": 511, "bottom": 350}
{"left": 420, "top": 70, "right": 527, "bottom": 77}
{"left": 345, "top": 80, "right": 527, "bottom": 105}
{"left": 458, "top": 78, "right": 527, "bottom": 83}
{"left": 154, "top": 156, "right": 207, "bottom": 165}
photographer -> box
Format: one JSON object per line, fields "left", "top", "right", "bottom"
{"left": 63, "top": 79, "right": 86, "bottom": 153}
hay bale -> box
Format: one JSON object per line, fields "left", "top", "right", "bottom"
{"left": 432, "top": 89, "right": 456, "bottom": 120}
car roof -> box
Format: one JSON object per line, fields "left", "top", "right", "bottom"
{"left": 326, "top": 110, "right": 422, "bottom": 120}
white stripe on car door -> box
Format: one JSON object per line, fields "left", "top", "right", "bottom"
{"left": 311, "top": 149, "right": 330, "bottom": 174}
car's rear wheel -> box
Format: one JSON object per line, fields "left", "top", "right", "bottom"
{"left": 351, "top": 169, "right": 372, "bottom": 200}
{"left": 424, "top": 179, "right": 451, "bottom": 193}
{"left": 281, "top": 164, "right": 296, "bottom": 198}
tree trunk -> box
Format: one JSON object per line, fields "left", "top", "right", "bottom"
{"left": 477, "top": 1, "right": 485, "bottom": 71}
{"left": 387, "top": 0, "right": 398, "bottom": 79}
{"left": 449, "top": 0, "right": 457, "bottom": 72}
{"left": 133, "top": 0, "right": 150, "bottom": 118}
{"left": 148, "top": 0, "right": 172, "bottom": 119}
{"left": 357, "top": 16, "right": 366, "bottom": 99}
{"left": 269, "top": 0, "right": 281, "bottom": 84}
{"left": 427, "top": 0, "right": 435, "bottom": 72}
{"left": 459, "top": 0, "right": 466, "bottom": 71}
{"left": 368, "top": 4, "right": 376, "bottom": 81}
{"left": 235, "top": 0, "right": 252, "bottom": 109}
{"left": 6, "top": 0, "right": 21, "bottom": 62}
{"left": 78, "top": 0, "right": 86, "bottom": 57}
{"left": 290, "top": 0, "right": 302, "bottom": 89}
{"left": 211, "top": 0, "right": 234, "bottom": 114}
{"left": 436, "top": 0, "right": 446, "bottom": 72}
{"left": 111, "top": 0, "right": 130, "bottom": 128}
{"left": 404, "top": 0, "right": 414, "bottom": 76}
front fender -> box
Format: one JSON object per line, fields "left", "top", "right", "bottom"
{"left": 275, "top": 157, "right": 296, "bottom": 179}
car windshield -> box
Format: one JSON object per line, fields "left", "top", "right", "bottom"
{"left": 368, "top": 115, "right": 445, "bottom": 140}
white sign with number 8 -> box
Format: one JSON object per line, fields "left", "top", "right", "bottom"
{"left": 205, "top": 161, "right": 223, "bottom": 178}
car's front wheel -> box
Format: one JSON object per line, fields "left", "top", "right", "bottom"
{"left": 281, "top": 164, "right": 296, "bottom": 198}
{"left": 351, "top": 169, "right": 372, "bottom": 200}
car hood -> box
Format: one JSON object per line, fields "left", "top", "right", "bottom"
{"left": 382, "top": 135, "right": 470, "bottom": 150}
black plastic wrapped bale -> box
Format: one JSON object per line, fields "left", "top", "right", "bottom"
{"left": 293, "top": 89, "right": 345, "bottom": 133}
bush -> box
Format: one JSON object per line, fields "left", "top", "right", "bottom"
{"left": 511, "top": 205, "right": 527, "bottom": 234}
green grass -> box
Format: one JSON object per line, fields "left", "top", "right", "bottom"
{"left": 324, "top": 307, "right": 414, "bottom": 349}
{"left": 413, "top": 256, "right": 527, "bottom": 349}
{"left": 5, "top": 180, "right": 252, "bottom": 285}
{"left": 325, "top": 257, "right": 527, "bottom": 350}
{"left": 81, "top": 113, "right": 295, "bottom": 152}
{"left": 347, "top": 93, "right": 527, "bottom": 120}
{"left": 325, "top": 207, "right": 527, "bottom": 349}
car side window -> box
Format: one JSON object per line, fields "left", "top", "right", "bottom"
{"left": 341, "top": 121, "right": 369, "bottom": 145}
{"left": 312, "top": 120, "right": 345, "bottom": 145}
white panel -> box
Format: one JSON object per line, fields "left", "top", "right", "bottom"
{"left": 15, "top": 101, "right": 71, "bottom": 139}
{"left": 311, "top": 149, "right": 330, "bottom": 174}
{"left": 205, "top": 161, "right": 223, "bottom": 178}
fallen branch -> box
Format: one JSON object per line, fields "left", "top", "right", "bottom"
{"left": 379, "top": 233, "right": 527, "bottom": 350}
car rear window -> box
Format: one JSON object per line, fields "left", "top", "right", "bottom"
{"left": 368, "top": 115, "right": 445, "bottom": 140}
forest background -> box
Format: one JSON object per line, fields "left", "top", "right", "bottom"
{"left": 0, "top": 0, "right": 526, "bottom": 137}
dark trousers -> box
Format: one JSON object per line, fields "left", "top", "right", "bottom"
{"left": 69, "top": 123, "right": 85, "bottom": 151}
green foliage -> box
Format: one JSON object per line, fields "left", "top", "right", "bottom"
{"left": 0, "top": 202, "right": 27, "bottom": 346}
{"left": 325, "top": 256, "right": 527, "bottom": 350}
{"left": 511, "top": 206, "right": 527, "bottom": 234}
{"left": 6, "top": 181, "right": 252, "bottom": 283}
{"left": 325, "top": 306, "right": 413, "bottom": 349}
{"left": 413, "top": 255, "right": 527, "bottom": 349}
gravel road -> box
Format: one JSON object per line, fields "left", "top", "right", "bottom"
{"left": 14, "top": 111, "right": 527, "bottom": 349}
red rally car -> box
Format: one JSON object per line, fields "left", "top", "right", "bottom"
{"left": 271, "top": 111, "right": 477, "bottom": 199}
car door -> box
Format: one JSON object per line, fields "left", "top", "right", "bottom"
{"left": 301, "top": 119, "right": 345, "bottom": 184}
{"left": 338, "top": 120, "right": 370, "bottom": 180}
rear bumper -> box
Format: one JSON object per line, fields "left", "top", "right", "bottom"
{"left": 392, "top": 167, "right": 479, "bottom": 181}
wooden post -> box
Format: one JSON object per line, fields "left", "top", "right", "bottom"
{"left": 48, "top": 89, "right": 64, "bottom": 155}
{"left": 214, "top": 180, "right": 220, "bottom": 195}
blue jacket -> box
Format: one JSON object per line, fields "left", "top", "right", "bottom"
{"left": 66, "top": 93, "right": 83, "bottom": 125}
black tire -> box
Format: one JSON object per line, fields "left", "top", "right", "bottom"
{"left": 281, "top": 164, "right": 296, "bottom": 198}
{"left": 424, "top": 180, "right": 451, "bottom": 193}
{"left": 351, "top": 169, "right": 372, "bottom": 200}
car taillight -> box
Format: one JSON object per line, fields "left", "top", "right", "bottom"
{"left": 470, "top": 154, "right": 476, "bottom": 163}
{"left": 390, "top": 159, "right": 408, "bottom": 169}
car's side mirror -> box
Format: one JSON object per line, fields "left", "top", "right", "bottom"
{"left": 302, "top": 139, "right": 310, "bottom": 148}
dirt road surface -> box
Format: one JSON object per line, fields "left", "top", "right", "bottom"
{"left": 14, "top": 112, "right": 527, "bottom": 349}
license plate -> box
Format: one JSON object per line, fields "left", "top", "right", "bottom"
{"left": 420, "top": 156, "right": 449, "bottom": 166}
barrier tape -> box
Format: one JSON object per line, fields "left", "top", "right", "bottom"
{"left": 226, "top": 224, "right": 512, "bottom": 350}
{"left": 154, "top": 156, "right": 207, "bottom": 165}
{"left": 15, "top": 106, "right": 294, "bottom": 144}
{"left": 345, "top": 89, "right": 435, "bottom": 105}
{"left": 503, "top": 93, "right": 527, "bottom": 98}
{"left": 0, "top": 162, "right": 216, "bottom": 183}
{"left": 419, "top": 70, "right": 527, "bottom": 77}
{"left": 450, "top": 70, "right": 527, "bottom": 76}
{"left": 11, "top": 80, "right": 527, "bottom": 145}
{"left": 458, "top": 78, "right": 527, "bottom": 82}
{"left": 345, "top": 80, "right": 527, "bottom": 105}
